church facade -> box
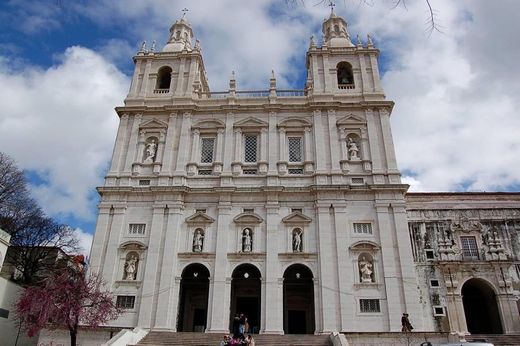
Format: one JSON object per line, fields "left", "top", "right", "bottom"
{"left": 89, "top": 12, "right": 520, "bottom": 337}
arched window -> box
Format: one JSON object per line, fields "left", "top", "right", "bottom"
{"left": 156, "top": 66, "right": 172, "bottom": 90}
{"left": 334, "top": 24, "right": 340, "bottom": 34}
{"left": 337, "top": 62, "right": 354, "bottom": 88}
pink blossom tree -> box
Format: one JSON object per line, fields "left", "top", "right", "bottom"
{"left": 16, "top": 267, "right": 121, "bottom": 346}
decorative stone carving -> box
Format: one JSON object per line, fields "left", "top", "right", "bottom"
{"left": 143, "top": 139, "right": 157, "bottom": 163}
{"left": 292, "top": 228, "right": 303, "bottom": 252}
{"left": 193, "top": 229, "right": 204, "bottom": 252}
{"left": 347, "top": 137, "right": 360, "bottom": 160}
{"left": 359, "top": 255, "right": 374, "bottom": 283}
{"left": 124, "top": 253, "right": 139, "bottom": 280}
{"left": 242, "top": 228, "right": 252, "bottom": 252}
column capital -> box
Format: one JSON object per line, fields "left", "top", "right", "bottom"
{"left": 121, "top": 113, "right": 129, "bottom": 120}
{"left": 169, "top": 112, "right": 177, "bottom": 120}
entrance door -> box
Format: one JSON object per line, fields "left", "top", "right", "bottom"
{"left": 230, "top": 264, "right": 262, "bottom": 334}
{"left": 462, "top": 278, "right": 503, "bottom": 334}
{"left": 177, "top": 263, "right": 210, "bottom": 332}
{"left": 283, "top": 264, "right": 315, "bottom": 334}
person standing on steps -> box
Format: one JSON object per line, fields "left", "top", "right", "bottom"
{"left": 401, "top": 313, "right": 413, "bottom": 332}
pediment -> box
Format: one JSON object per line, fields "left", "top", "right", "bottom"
{"left": 233, "top": 212, "right": 263, "bottom": 224}
{"left": 336, "top": 114, "right": 366, "bottom": 127}
{"left": 349, "top": 240, "right": 380, "bottom": 251}
{"left": 185, "top": 211, "right": 215, "bottom": 225}
{"left": 120, "top": 241, "right": 147, "bottom": 250}
{"left": 278, "top": 117, "right": 312, "bottom": 129}
{"left": 233, "top": 117, "right": 268, "bottom": 129}
{"left": 192, "top": 119, "right": 225, "bottom": 130}
{"left": 282, "top": 211, "right": 312, "bottom": 224}
{"left": 140, "top": 118, "right": 168, "bottom": 129}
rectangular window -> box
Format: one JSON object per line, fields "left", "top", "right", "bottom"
{"left": 243, "top": 208, "right": 254, "bottom": 213}
{"left": 129, "top": 224, "right": 146, "bottom": 235}
{"left": 360, "top": 299, "right": 380, "bottom": 313}
{"left": 353, "top": 223, "right": 372, "bottom": 235}
{"left": 0, "top": 308, "right": 9, "bottom": 319}
{"left": 433, "top": 306, "right": 445, "bottom": 316}
{"left": 116, "top": 296, "right": 135, "bottom": 309}
{"left": 425, "top": 249, "right": 435, "bottom": 260}
{"left": 244, "top": 135, "right": 258, "bottom": 163}
{"left": 288, "top": 168, "right": 304, "bottom": 175}
{"left": 288, "top": 136, "right": 303, "bottom": 162}
{"left": 430, "top": 279, "right": 440, "bottom": 288}
{"left": 139, "top": 179, "right": 150, "bottom": 186}
{"left": 460, "top": 236, "right": 479, "bottom": 260}
{"left": 200, "top": 137, "right": 215, "bottom": 163}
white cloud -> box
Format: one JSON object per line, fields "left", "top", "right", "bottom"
{"left": 74, "top": 227, "right": 94, "bottom": 257}
{"left": 0, "top": 47, "right": 129, "bottom": 220}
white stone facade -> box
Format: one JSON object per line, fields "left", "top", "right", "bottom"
{"left": 89, "top": 12, "right": 520, "bottom": 337}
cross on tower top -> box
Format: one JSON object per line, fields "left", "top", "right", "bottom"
{"left": 181, "top": 8, "right": 189, "bottom": 17}
{"left": 328, "top": 1, "right": 335, "bottom": 14}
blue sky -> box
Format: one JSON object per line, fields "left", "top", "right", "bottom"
{"left": 1, "top": 0, "right": 520, "bottom": 255}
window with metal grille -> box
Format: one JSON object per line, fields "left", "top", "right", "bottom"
{"left": 129, "top": 224, "right": 146, "bottom": 235}
{"left": 244, "top": 135, "right": 258, "bottom": 163}
{"left": 288, "top": 136, "right": 303, "bottom": 162}
{"left": 460, "top": 236, "right": 479, "bottom": 260}
{"left": 198, "top": 169, "right": 212, "bottom": 175}
{"left": 288, "top": 168, "right": 304, "bottom": 174}
{"left": 353, "top": 223, "right": 372, "bottom": 235}
{"left": 139, "top": 179, "right": 150, "bottom": 186}
{"left": 200, "top": 137, "right": 215, "bottom": 163}
{"left": 352, "top": 178, "right": 364, "bottom": 184}
{"left": 360, "top": 299, "right": 380, "bottom": 313}
{"left": 243, "top": 169, "right": 257, "bottom": 175}
{"left": 116, "top": 296, "right": 135, "bottom": 309}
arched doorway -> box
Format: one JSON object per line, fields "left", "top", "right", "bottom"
{"left": 462, "top": 278, "right": 503, "bottom": 334}
{"left": 283, "top": 264, "right": 315, "bottom": 334}
{"left": 177, "top": 263, "right": 210, "bottom": 332}
{"left": 230, "top": 264, "right": 261, "bottom": 334}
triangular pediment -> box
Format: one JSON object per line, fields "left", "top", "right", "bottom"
{"left": 233, "top": 212, "right": 263, "bottom": 224}
{"left": 185, "top": 211, "right": 215, "bottom": 225}
{"left": 140, "top": 118, "right": 168, "bottom": 129}
{"left": 278, "top": 117, "right": 312, "bottom": 129}
{"left": 233, "top": 117, "right": 268, "bottom": 129}
{"left": 282, "top": 211, "right": 312, "bottom": 224}
{"left": 336, "top": 114, "right": 366, "bottom": 126}
{"left": 192, "top": 119, "right": 225, "bottom": 130}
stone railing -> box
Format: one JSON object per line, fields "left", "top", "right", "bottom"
{"left": 153, "top": 88, "right": 170, "bottom": 94}
{"left": 198, "top": 89, "right": 306, "bottom": 99}
{"left": 338, "top": 84, "right": 355, "bottom": 90}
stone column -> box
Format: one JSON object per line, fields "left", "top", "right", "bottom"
{"left": 159, "top": 113, "right": 177, "bottom": 184}
{"left": 303, "top": 126, "right": 314, "bottom": 173}
{"left": 358, "top": 52, "right": 369, "bottom": 92}
{"left": 154, "top": 202, "right": 184, "bottom": 330}
{"left": 89, "top": 204, "right": 113, "bottom": 275}
{"left": 108, "top": 114, "right": 129, "bottom": 175}
{"left": 138, "top": 204, "right": 167, "bottom": 328}
{"left": 101, "top": 204, "right": 127, "bottom": 284}
{"left": 123, "top": 114, "right": 142, "bottom": 175}
{"left": 327, "top": 109, "right": 341, "bottom": 174}
{"left": 365, "top": 108, "right": 383, "bottom": 177}
{"left": 267, "top": 112, "right": 278, "bottom": 175}
{"left": 207, "top": 200, "right": 232, "bottom": 333}
{"left": 129, "top": 60, "right": 142, "bottom": 97}
{"left": 214, "top": 128, "right": 224, "bottom": 174}
{"left": 311, "top": 54, "right": 321, "bottom": 93}
{"left": 259, "top": 127, "right": 268, "bottom": 174}
{"left": 313, "top": 110, "right": 326, "bottom": 173}
{"left": 232, "top": 128, "right": 242, "bottom": 175}
{"left": 175, "top": 57, "right": 186, "bottom": 96}
{"left": 277, "top": 128, "right": 287, "bottom": 174}
{"left": 375, "top": 202, "right": 403, "bottom": 331}
{"left": 187, "top": 129, "right": 200, "bottom": 175}
{"left": 322, "top": 53, "right": 332, "bottom": 93}
{"left": 315, "top": 203, "right": 339, "bottom": 332}
{"left": 369, "top": 53, "right": 383, "bottom": 92}
{"left": 222, "top": 112, "right": 234, "bottom": 175}
{"left": 139, "top": 59, "right": 152, "bottom": 98}
{"left": 379, "top": 108, "right": 399, "bottom": 175}
{"left": 174, "top": 112, "right": 191, "bottom": 176}
{"left": 360, "top": 128, "right": 371, "bottom": 171}
{"left": 263, "top": 202, "right": 284, "bottom": 334}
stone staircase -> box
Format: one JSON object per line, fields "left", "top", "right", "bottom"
{"left": 466, "top": 334, "right": 520, "bottom": 346}
{"left": 137, "top": 331, "right": 332, "bottom": 346}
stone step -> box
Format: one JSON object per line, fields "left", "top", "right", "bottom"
{"left": 138, "top": 331, "right": 332, "bottom": 346}
{"left": 466, "top": 334, "right": 520, "bottom": 346}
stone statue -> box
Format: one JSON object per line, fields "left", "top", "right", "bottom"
{"left": 150, "top": 40, "right": 156, "bottom": 52}
{"left": 140, "top": 41, "right": 146, "bottom": 52}
{"left": 144, "top": 140, "right": 157, "bottom": 163}
{"left": 193, "top": 229, "right": 204, "bottom": 252}
{"left": 293, "top": 229, "right": 302, "bottom": 252}
{"left": 359, "top": 256, "right": 374, "bottom": 283}
{"left": 124, "top": 254, "right": 138, "bottom": 280}
{"left": 242, "top": 229, "right": 252, "bottom": 252}
{"left": 194, "top": 39, "right": 201, "bottom": 51}
{"left": 348, "top": 137, "right": 360, "bottom": 160}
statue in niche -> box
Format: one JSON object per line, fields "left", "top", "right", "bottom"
{"left": 143, "top": 139, "right": 157, "bottom": 163}
{"left": 348, "top": 137, "right": 360, "bottom": 160}
{"left": 359, "top": 256, "right": 374, "bottom": 283}
{"left": 193, "top": 229, "right": 204, "bottom": 252}
{"left": 293, "top": 228, "right": 303, "bottom": 252}
{"left": 124, "top": 254, "right": 139, "bottom": 280}
{"left": 242, "top": 228, "right": 252, "bottom": 252}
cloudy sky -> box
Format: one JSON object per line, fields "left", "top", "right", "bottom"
{"left": 1, "top": 0, "right": 519, "bottom": 255}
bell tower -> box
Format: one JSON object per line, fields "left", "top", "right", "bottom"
{"left": 306, "top": 10, "right": 384, "bottom": 99}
